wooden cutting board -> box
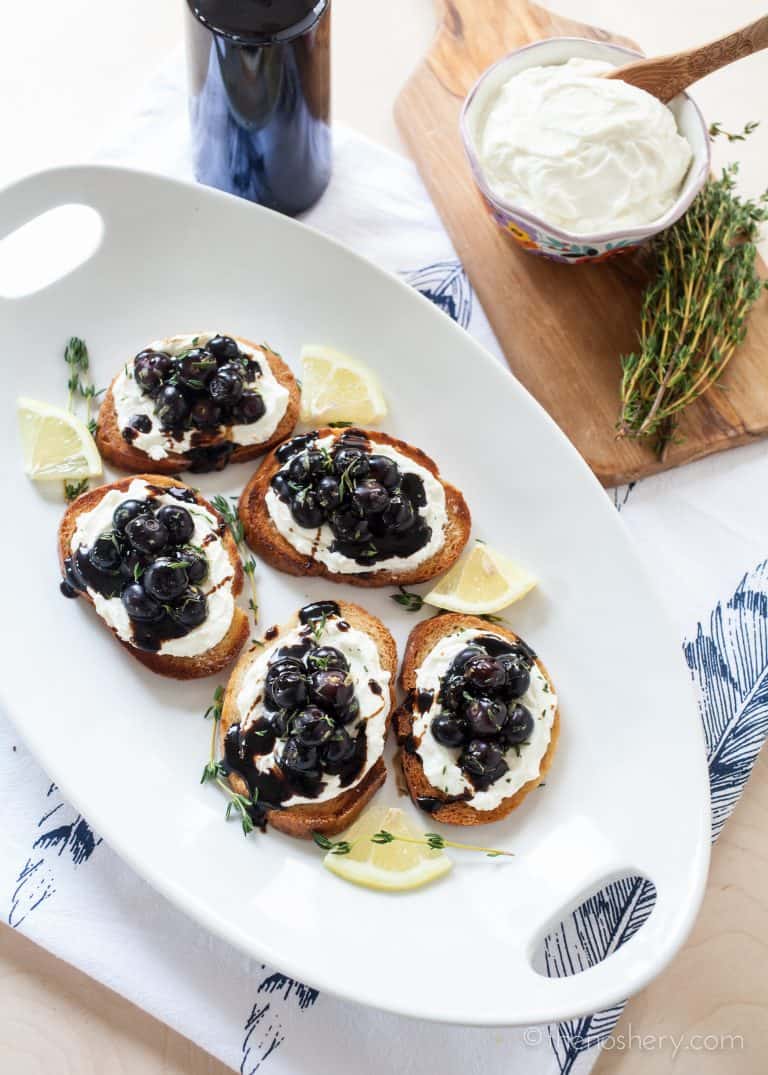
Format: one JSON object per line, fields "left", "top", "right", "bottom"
{"left": 394, "top": 0, "right": 768, "bottom": 486}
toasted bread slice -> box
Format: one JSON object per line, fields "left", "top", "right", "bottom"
{"left": 238, "top": 428, "right": 471, "bottom": 588}
{"left": 58, "top": 474, "right": 249, "bottom": 679}
{"left": 221, "top": 601, "right": 397, "bottom": 838}
{"left": 395, "top": 613, "right": 560, "bottom": 826}
{"left": 96, "top": 338, "right": 300, "bottom": 475}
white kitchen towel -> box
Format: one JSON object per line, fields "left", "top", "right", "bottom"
{"left": 3, "top": 56, "right": 768, "bottom": 1075}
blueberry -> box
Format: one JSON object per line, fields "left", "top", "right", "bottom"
{"left": 459, "top": 739, "right": 508, "bottom": 787}
{"left": 190, "top": 398, "right": 221, "bottom": 429}
{"left": 288, "top": 452, "right": 312, "bottom": 484}
{"left": 305, "top": 646, "right": 348, "bottom": 673}
{"left": 464, "top": 656, "right": 506, "bottom": 691}
{"left": 292, "top": 707, "right": 334, "bottom": 746}
{"left": 502, "top": 703, "right": 534, "bottom": 746}
{"left": 156, "top": 504, "right": 194, "bottom": 545}
{"left": 168, "top": 588, "right": 208, "bottom": 628}
{"left": 323, "top": 728, "right": 357, "bottom": 772}
{"left": 316, "top": 475, "right": 341, "bottom": 510}
{"left": 125, "top": 414, "right": 152, "bottom": 435}
{"left": 353, "top": 479, "right": 389, "bottom": 515}
{"left": 337, "top": 697, "right": 360, "bottom": 725}
{"left": 498, "top": 654, "right": 531, "bottom": 699}
{"left": 155, "top": 385, "right": 190, "bottom": 428}
{"left": 367, "top": 454, "right": 399, "bottom": 489}
{"left": 134, "top": 351, "right": 172, "bottom": 394}
{"left": 209, "top": 363, "right": 244, "bottom": 404}
{"left": 329, "top": 509, "right": 371, "bottom": 543}
{"left": 333, "top": 448, "right": 369, "bottom": 480}
{"left": 290, "top": 490, "right": 324, "bottom": 529}
{"left": 88, "top": 532, "right": 121, "bottom": 572}
{"left": 266, "top": 657, "right": 304, "bottom": 690}
{"left": 268, "top": 668, "right": 308, "bottom": 709}
{"left": 382, "top": 495, "right": 415, "bottom": 532}
{"left": 177, "top": 348, "right": 217, "bottom": 388}
{"left": 464, "top": 697, "right": 508, "bottom": 737}
{"left": 207, "top": 335, "right": 240, "bottom": 362}
{"left": 310, "top": 668, "right": 354, "bottom": 710}
{"left": 438, "top": 674, "right": 467, "bottom": 712}
{"left": 431, "top": 712, "right": 467, "bottom": 748}
{"left": 121, "top": 583, "right": 163, "bottom": 622}
{"left": 125, "top": 514, "right": 169, "bottom": 554}
{"left": 143, "top": 557, "right": 189, "bottom": 601}
{"left": 113, "top": 499, "right": 153, "bottom": 535}
{"left": 270, "top": 472, "right": 292, "bottom": 502}
{"left": 279, "top": 738, "right": 319, "bottom": 774}
{"left": 234, "top": 391, "right": 266, "bottom": 424}
{"left": 450, "top": 646, "right": 486, "bottom": 675}
{"left": 177, "top": 547, "right": 208, "bottom": 584}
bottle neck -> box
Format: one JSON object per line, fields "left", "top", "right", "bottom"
{"left": 187, "top": 0, "right": 329, "bottom": 45}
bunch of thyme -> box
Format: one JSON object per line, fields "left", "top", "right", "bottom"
{"left": 618, "top": 131, "right": 768, "bottom": 456}
{"left": 313, "top": 829, "right": 513, "bottom": 859}
{"left": 211, "top": 494, "right": 259, "bottom": 626}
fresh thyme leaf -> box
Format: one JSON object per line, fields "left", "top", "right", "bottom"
{"left": 709, "top": 120, "right": 760, "bottom": 143}
{"left": 328, "top": 420, "right": 354, "bottom": 428}
{"left": 391, "top": 587, "right": 424, "bottom": 612}
{"left": 619, "top": 147, "right": 768, "bottom": 455}
{"left": 87, "top": 418, "right": 98, "bottom": 436}
{"left": 64, "top": 478, "right": 89, "bottom": 501}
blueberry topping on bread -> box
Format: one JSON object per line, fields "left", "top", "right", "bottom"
{"left": 59, "top": 475, "right": 249, "bottom": 678}
{"left": 395, "top": 614, "right": 559, "bottom": 826}
{"left": 220, "top": 601, "right": 397, "bottom": 837}
{"left": 96, "top": 333, "right": 300, "bottom": 475}
{"left": 238, "top": 427, "right": 471, "bottom": 587}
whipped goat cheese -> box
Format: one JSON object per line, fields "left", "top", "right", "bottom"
{"left": 413, "top": 628, "right": 557, "bottom": 811}
{"left": 479, "top": 58, "right": 693, "bottom": 235}
{"left": 265, "top": 435, "right": 448, "bottom": 575}
{"left": 234, "top": 616, "right": 390, "bottom": 806}
{"left": 70, "top": 478, "right": 235, "bottom": 658}
{"left": 112, "top": 333, "right": 290, "bottom": 461}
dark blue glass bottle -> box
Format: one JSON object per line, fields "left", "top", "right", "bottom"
{"left": 185, "top": 0, "right": 331, "bottom": 215}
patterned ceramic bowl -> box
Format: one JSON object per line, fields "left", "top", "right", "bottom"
{"left": 460, "top": 38, "right": 710, "bottom": 264}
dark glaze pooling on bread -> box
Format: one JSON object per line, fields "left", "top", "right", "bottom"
{"left": 420, "top": 634, "right": 538, "bottom": 793}
{"left": 270, "top": 429, "right": 433, "bottom": 567}
{"left": 223, "top": 604, "right": 373, "bottom": 814}
{"left": 62, "top": 488, "right": 218, "bottom": 652}
{"left": 125, "top": 335, "right": 268, "bottom": 473}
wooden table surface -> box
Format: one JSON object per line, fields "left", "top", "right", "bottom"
{"left": 2, "top": 2, "right": 766, "bottom": 1072}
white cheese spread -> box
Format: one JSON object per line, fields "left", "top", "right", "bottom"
{"left": 412, "top": 627, "right": 557, "bottom": 811}
{"left": 112, "top": 333, "right": 290, "bottom": 461}
{"left": 70, "top": 478, "right": 235, "bottom": 658}
{"left": 479, "top": 58, "right": 693, "bottom": 235}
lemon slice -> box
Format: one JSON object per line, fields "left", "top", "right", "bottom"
{"left": 17, "top": 397, "right": 102, "bottom": 481}
{"left": 300, "top": 344, "right": 387, "bottom": 425}
{"left": 424, "top": 540, "right": 537, "bottom": 614}
{"left": 322, "top": 806, "right": 452, "bottom": 891}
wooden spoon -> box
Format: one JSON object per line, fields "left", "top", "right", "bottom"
{"left": 605, "top": 15, "right": 768, "bottom": 101}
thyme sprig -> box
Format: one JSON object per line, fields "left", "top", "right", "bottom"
{"left": 64, "top": 336, "right": 100, "bottom": 435}
{"left": 200, "top": 685, "right": 259, "bottom": 836}
{"left": 211, "top": 494, "right": 259, "bottom": 624}
{"left": 618, "top": 150, "right": 768, "bottom": 456}
{"left": 64, "top": 478, "right": 89, "bottom": 502}
{"left": 312, "top": 829, "right": 512, "bottom": 859}
{"left": 391, "top": 587, "right": 424, "bottom": 612}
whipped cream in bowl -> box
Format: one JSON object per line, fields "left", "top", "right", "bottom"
{"left": 461, "top": 38, "right": 710, "bottom": 262}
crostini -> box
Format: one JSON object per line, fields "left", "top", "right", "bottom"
{"left": 96, "top": 333, "right": 299, "bottom": 474}
{"left": 59, "top": 475, "right": 249, "bottom": 678}
{"left": 220, "top": 600, "right": 397, "bottom": 837}
{"left": 238, "top": 427, "right": 471, "bottom": 587}
{"left": 395, "top": 614, "right": 559, "bottom": 825}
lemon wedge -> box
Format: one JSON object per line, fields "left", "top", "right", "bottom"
{"left": 322, "top": 806, "right": 452, "bottom": 892}
{"left": 424, "top": 540, "right": 537, "bottom": 614}
{"left": 300, "top": 344, "right": 387, "bottom": 425}
{"left": 17, "top": 397, "right": 102, "bottom": 481}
